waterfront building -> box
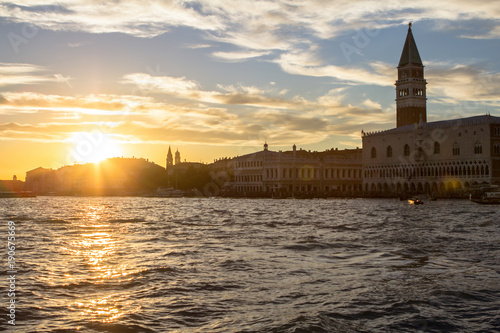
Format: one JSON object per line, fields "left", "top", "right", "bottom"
{"left": 25, "top": 158, "right": 167, "bottom": 195}
{"left": 0, "top": 175, "right": 25, "bottom": 195}
{"left": 25, "top": 167, "right": 57, "bottom": 194}
{"left": 362, "top": 24, "right": 500, "bottom": 196}
{"left": 233, "top": 143, "right": 362, "bottom": 196}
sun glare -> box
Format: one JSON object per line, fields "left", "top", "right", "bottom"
{"left": 70, "top": 132, "right": 123, "bottom": 164}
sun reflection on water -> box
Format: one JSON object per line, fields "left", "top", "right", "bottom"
{"left": 59, "top": 203, "right": 139, "bottom": 324}
{"left": 70, "top": 293, "right": 141, "bottom": 323}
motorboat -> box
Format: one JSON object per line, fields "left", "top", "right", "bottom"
{"left": 469, "top": 185, "right": 500, "bottom": 204}
{"left": 408, "top": 198, "right": 424, "bottom": 205}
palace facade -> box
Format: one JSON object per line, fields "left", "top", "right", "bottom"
{"left": 233, "top": 143, "right": 362, "bottom": 196}
{"left": 362, "top": 24, "right": 500, "bottom": 196}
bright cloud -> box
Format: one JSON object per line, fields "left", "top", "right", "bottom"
{"left": 212, "top": 50, "right": 271, "bottom": 62}
{"left": 0, "top": 1, "right": 222, "bottom": 37}
{"left": 0, "top": 63, "right": 57, "bottom": 86}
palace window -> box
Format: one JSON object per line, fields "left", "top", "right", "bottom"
{"left": 387, "top": 146, "right": 392, "bottom": 157}
{"left": 495, "top": 127, "right": 500, "bottom": 136}
{"left": 453, "top": 143, "right": 460, "bottom": 156}
{"left": 434, "top": 142, "right": 440, "bottom": 154}
{"left": 404, "top": 144, "right": 410, "bottom": 156}
{"left": 494, "top": 142, "right": 500, "bottom": 154}
{"left": 474, "top": 142, "right": 482, "bottom": 154}
{"left": 371, "top": 147, "right": 377, "bottom": 158}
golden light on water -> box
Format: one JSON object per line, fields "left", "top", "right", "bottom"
{"left": 60, "top": 204, "right": 141, "bottom": 323}
{"left": 72, "top": 293, "right": 140, "bottom": 323}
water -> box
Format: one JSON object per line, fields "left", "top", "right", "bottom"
{"left": 1, "top": 197, "right": 499, "bottom": 332}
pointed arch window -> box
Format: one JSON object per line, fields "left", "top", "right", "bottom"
{"left": 494, "top": 142, "right": 500, "bottom": 155}
{"left": 387, "top": 146, "right": 393, "bottom": 157}
{"left": 453, "top": 143, "right": 460, "bottom": 156}
{"left": 474, "top": 141, "right": 482, "bottom": 154}
{"left": 404, "top": 144, "right": 410, "bottom": 156}
{"left": 371, "top": 147, "right": 377, "bottom": 158}
{"left": 433, "top": 142, "right": 440, "bottom": 154}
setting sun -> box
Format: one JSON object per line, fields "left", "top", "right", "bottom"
{"left": 70, "top": 132, "right": 123, "bottom": 164}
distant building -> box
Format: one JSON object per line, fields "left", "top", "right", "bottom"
{"left": 25, "top": 158, "right": 167, "bottom": 195}
{"left": 25, "top": 167, "right": 57, "bottom": 194}
{"left": 0, "top": 175, "right": 26, "bottom": 195}
{"left": 165, "top": 147, "right": 207, "bottom": 189}
{"left": 206, "top": 157, "right": 234, "bottom": 195}
{"left": 233, "top": 143, "right": 362, "bottom": 196}
{"left": 362, "top": 24, "right": 500, "bottom": 196}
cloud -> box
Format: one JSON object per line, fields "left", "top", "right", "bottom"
{"left": 0, "top": 92, "right": 137, "bottom": 113}
{"left": 121, "top": 73, "right": 300, "bottom": 108}
{"left": 2, "top": 1, "right": 498, "bottom": 92}
{"left": 0, "top": 63, "right": 57, "bottom": 87}
{"left": 275, "top": 51, "right": 394, "bottom": 86}
{"left": 2, "top": 1, "right": 497, "bottom": 43}
{"left": 426, "top": 63, "right": 500, "bottom": 107}
{"left": 361, "top": 99, "right": 382, "bottom": 110}
{"left": 0, "top": 79, "right": 388, "bottom": 147}
{"left": 461, "top": 25, "right": 500, "bottom": 39}
{"left": 0, "top": 1, "right": 222, "bottom": 37}
{"left": 121, "top": 73, "right": 200, "bottom": 96}
{"left": 119, "top": 70, "right": 395, "bottom": 143}
{"left": 212, "top": 50, "right": 271, "bottom": 62}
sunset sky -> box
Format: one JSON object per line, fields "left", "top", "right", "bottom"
{"left": 1, "top": 1, "right": 499, "bottom": 180}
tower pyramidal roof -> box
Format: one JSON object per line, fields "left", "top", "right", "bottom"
{"left": 398, "top": 23, "right": 423, "bottom": 67}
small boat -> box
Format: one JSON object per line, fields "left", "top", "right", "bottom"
{"left": 469, "top": 186, "right": 500, "bottom": 204}
{"left": 408, "top": 198, "right": 424, "bottom": 205}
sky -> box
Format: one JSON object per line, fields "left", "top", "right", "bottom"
{"left": 1, "top": 0, "right": 499, "bottom": 180}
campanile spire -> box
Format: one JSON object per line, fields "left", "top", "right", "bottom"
{"left": 395, "top": 23, "right": 427, "bottom": 127}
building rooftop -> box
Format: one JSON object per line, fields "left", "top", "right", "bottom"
{"left": 398, "top": 23, "right": 423, "bottom": 67}
{"left": 363, "top": 114, "right": 500, "bottom": 137}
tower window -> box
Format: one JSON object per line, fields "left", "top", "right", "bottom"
{"left": 387, "top": 145, "right": 393, "bottom": 157}
{"left": 404, "top": 144, "right": 410, "bottom": 156}
{"left": 474, "top": 142, "right": 482, "bottom": 154}
{"left": 434, "top": 142, "right": 440, "bottom": 154}
{"left": 371, "top": 147, "right": 377, "bottom": 158}
{"left": 453, "top": 143, "right": 460, "bottom": 156}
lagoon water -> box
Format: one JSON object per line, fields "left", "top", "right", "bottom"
{"left": 1, "top": 197, "right": 499, "bottom": 332}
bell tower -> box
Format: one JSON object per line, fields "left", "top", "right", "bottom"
{"left": 174, "top": 149, "right": 181, "bottom": 165}
{"left": 166, "top": 146, "right": 173, "bottom": 170}
{"left": 396, "top": 23, "right": 427, "bottom": 127}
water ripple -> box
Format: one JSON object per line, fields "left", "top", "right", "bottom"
{"left": 0, "top": 197, "right": 499, "bottom": 332}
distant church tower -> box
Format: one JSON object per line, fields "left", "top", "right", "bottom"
{"left": 175, "top": 149, "right": 181, "bottom": 165}
{"left": 166, "top": 146, "right": 173, "bottom": 170}
{"left": 395, "top": 23, "right": 427, "bottom": 127}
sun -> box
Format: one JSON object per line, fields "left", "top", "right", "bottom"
{"left": 69, "top": 132, "right": 123, "bottom": 164}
